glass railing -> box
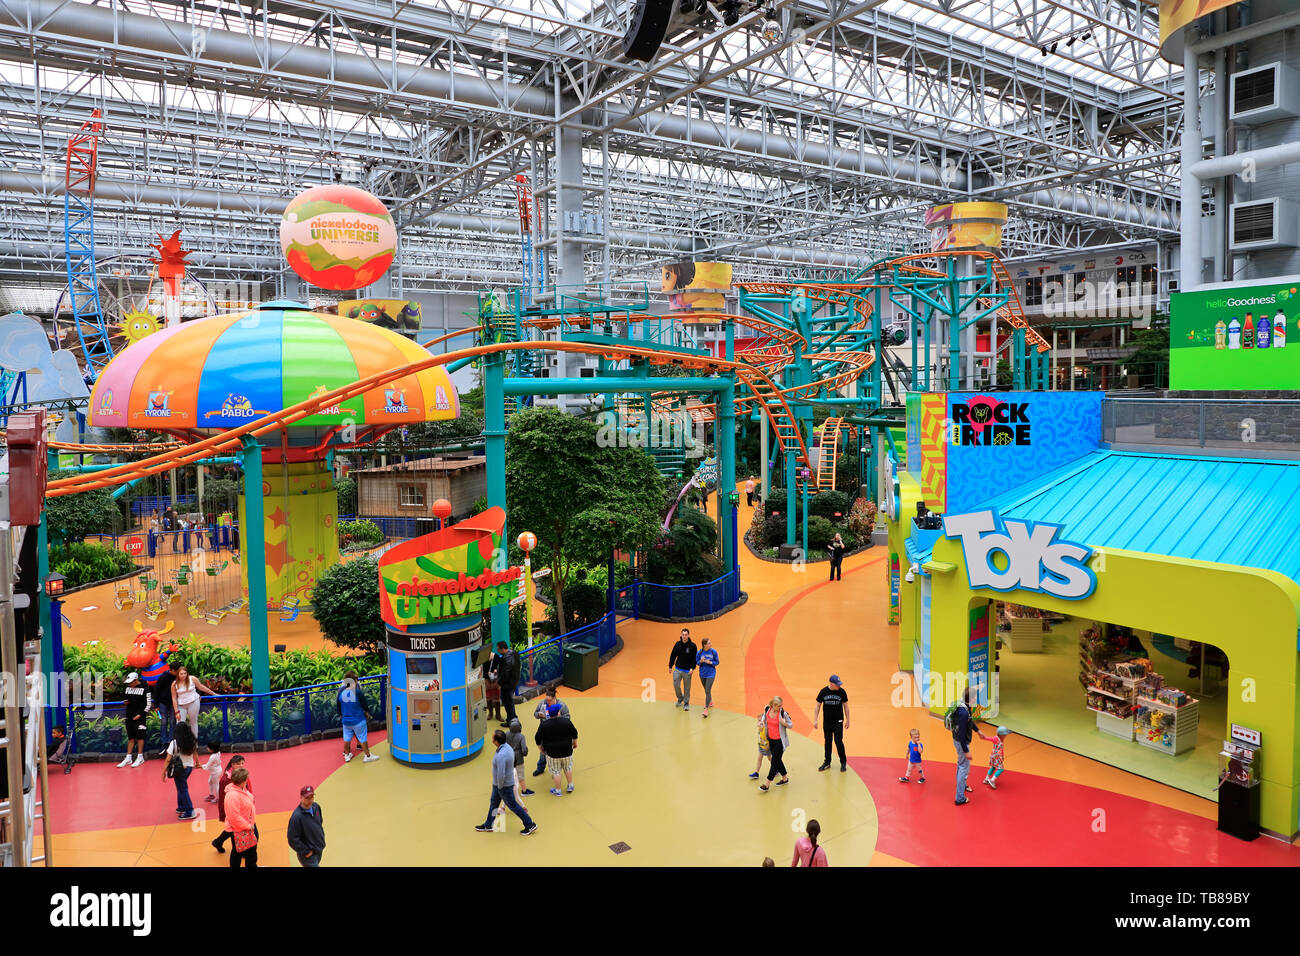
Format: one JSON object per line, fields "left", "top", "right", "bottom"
{"left": 1103, "top": 398, "right": 1300, "bottom": 456}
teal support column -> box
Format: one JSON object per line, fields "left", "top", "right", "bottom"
{"left": 485, "top": 354, "right": 509, "bottom": 643}
{"left": 241, "top": 438, "right": 271, "bottom": 740}
{"left": 785, "top": 450, "right": 796, "bottom": 545}
{"left": 37, "top": 511, "right": 53, "bottom": 741}
{"left": 801, "top": 485, "right": 809, "bottom": 559}
{"left": 718, "top": 379, "right": 736, "bottom": 572}
{"left": 1012, "top": 329, "right": 1026, "bottom": 390}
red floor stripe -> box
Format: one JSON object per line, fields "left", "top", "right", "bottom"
{"left": 49, "top": 732, "right": 386, "bottom": 834}
{"left": 851, "top": 755, "right": 1300, "bottom": 866}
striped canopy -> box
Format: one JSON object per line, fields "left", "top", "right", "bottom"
{"left": 89, "top": 303, "right": 458, "bottom": 431}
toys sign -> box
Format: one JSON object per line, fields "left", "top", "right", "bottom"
{"left": 943, "top": 508, "right": 1097, "bottom": 601}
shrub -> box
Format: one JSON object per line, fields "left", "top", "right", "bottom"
{"left": 543, "top": 580, "right": 606, "bottom": 631}
{"left": 470, "top": 495, "right": 488, "bottom": 515}
{"left": 50, "top": 542, "right": 136, "bottom": 589}
{"left": 762, "top": 513, "right": 789, "bottom": 549}
{"left": 811, "top": 490, "right": 850, "bottom": 520}
{"left": 201, "top": 477, "right": 242, "bottom": 514}
{"left": 805, "top": 515, "right": 835, "bottom": 550}
{"left": 335, "top": 477, "right": 358, "bottom": 516}
{"left": 647, "top": 504, "right": 722, "bottom": 586}
{"left": 312, "top": 556, "right": 386, "bottom": 654}
{"left": 763, "top": 488, "right": 788, "bottom": 517}
{"left": 338, "top": 519, "right": 383, "bottom": 550}
{"left": 847, "top": 497, "right": 878, "bottom": 538}
{"left": 44, "top": 471, "right": 121, "bottom": 546}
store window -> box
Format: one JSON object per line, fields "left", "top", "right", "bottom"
{"left": 1140, "top": 264, "right": 1158, "bottom": 295}
{"left": 1024, "top": 277, "right": 1043, "bottom": 306}
{"left": 399, "top": 484, "right": 425, "bottom": 507}
{"left": 579, "top": 366, "right": 596, "bottom": 378}
{"left": 1117, "top": 265, "right": 1137, "bottom": 294}
{"left": 1072, "top": 272, "right": 1089, "bottom": 301}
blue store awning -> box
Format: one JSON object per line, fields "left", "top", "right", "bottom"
{"left": 980, "top": 450, "right": 1300, "bottom": 585}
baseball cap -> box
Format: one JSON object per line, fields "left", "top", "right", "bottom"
{"left": 126, "top": 672, "right": 140, "bottom": 683}
{"left": 828, "top": 674, "right": 841, "bottom": 685}
{"left": 300, "top": 785, "right": 315, "bottom": 796}
{"left": 547, "top": 703, "right": 562, "bottom": 717}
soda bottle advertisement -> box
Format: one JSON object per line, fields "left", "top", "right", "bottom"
{"left": 1170, "top": 281, "right": 1300, "bottom": 389}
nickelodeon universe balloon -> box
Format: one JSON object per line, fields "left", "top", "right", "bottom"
{"left": 279, "top": 185, "right": 397, "bottom": 291}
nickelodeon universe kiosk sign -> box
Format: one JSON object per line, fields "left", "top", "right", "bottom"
{"left": 942, "top": 508, "right": 1097, "bottom": 601}
{"left": 378, "top": 506, "right": 523, "bottom": 637}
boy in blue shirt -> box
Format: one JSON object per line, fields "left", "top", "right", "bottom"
{"left": 697, "top": 637, "right": 720, "bottom": 717}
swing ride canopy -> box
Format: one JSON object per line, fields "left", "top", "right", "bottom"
{"left": 88, "top": 302, "right": 458, "bottom": 446}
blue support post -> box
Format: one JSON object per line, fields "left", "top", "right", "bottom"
{"left": 718, "top": 379, "right": 736, "bottom": 572}
{"left": 37, "top": 511, "right": 53, "bottom": 741}
{"left": 241, "top": 437, "right": 271, "bottom": 740}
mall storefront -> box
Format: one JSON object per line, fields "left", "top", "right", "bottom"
{"left": 886, "top": 391, "right": 1300, "bottom": 840}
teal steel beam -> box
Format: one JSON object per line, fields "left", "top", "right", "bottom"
{"left": 484, "top": 353, "right": 509, "bottom": 644}
{"left": 241, "top": 437, "right": 271, "bottom": 740}
{"left": 503, "top": 376, "right": 727, "bottom": 395}
{"left": 718, "top": 379, "right": 736, "bottom": 571}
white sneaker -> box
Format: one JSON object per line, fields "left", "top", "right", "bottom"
{"left": 362, "top": 754, "right": 380, "bottom": 763}
{"left": 132, "top": 754, "right": 145, "bottom": 768}
{"left": 343, "top": 752, "right": 354, "bottom": 762}
{"left": 116, "top": 756, "right": 132, "bottom": 768}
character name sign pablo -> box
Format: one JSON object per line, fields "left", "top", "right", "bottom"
{"left": 951, "top": 396, "right": 1031, "bottom": 446}
{"left": 942, "top": 508, "right": 1096, "bottom": 600}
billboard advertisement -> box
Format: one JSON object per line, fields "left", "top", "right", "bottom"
{"left": 1170, "top": 280, "right": 1300, "bottom": 390}
{"left": 661, "top": 261, "right": 731, "bottom": 310}
{"left": 924, "top": 202, "right": 1007, "bottom": 252}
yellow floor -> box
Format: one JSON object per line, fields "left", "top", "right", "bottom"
{"left": 318, "top": 698, "right": 879, "bottom": 866}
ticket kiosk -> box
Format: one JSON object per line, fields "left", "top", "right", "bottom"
{"left": 377, "top": 506, "right": 524, "bottom": 767}
{"left": 386, "top": 617, "right": 489, "bottom": 765}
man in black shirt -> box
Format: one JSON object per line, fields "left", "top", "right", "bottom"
{"left": 119, "top": 672, "right": 152, "bottom": 768}
{"left": 668, "top": 628, "right": 698, "bottom": 712}
{"left": 492, "top": 641, "right": 520, "bottom": 727}
{"left": 152, "top": 661, "right": 179, "bottom": 756}
{"left": 813, "top": 675, "right": 850, "bottom": 772}
{"left": 535, "top": 703, "right": 579, "bottom": 794}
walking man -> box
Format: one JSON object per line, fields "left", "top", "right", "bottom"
{"left": 813, "top": 675, "right": 850, "bottom": 772}
{"left": 536, "top": 702, "right": 579, "bottom": 795}
{"left": 287, "top": 785, "right": 326, "bottom": 867}
{"left": 668, "top": 628, "right": 698, "bottom": 711}
{"left": 152, "top": 660, "right": 179, "bottom": 756}
{"left": 531, "top": 687, "right": 569, "bottom": 777}
{"left": 952, "top": 687, "right": 976, "bottom": 806}
{"left": 474, "top": 730, "right": 538, "bottom": 835}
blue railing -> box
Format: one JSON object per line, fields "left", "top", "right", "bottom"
{"left": 129, "top": 494, "right": 198, "bottom": 517}
{"left": 633, "top": 569, "right": 741, "bottom": 620}
{"left": 357, "top": 514, "right": 433, "bottom": 539}
{"left": 64, "top": 676, "right": 387, "bottom": 755}
{"left": 514, "top": 610, "right": 617, "bottom": 694}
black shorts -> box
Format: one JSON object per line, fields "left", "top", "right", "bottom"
{"left": 126, "top": 719, "right": 148, "bottom": 741}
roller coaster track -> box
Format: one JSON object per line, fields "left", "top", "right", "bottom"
{"left": 46, "top": 338, "right": 816, "bottom": 497}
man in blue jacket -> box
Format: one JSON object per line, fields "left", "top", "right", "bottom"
{"left": 952, "top": 688, "right": 976, "bottom": 806}
{"left": 475, "top": 730, "right": 538, "bottom": 836}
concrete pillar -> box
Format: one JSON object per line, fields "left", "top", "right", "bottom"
{"left": 554, "top": 123, "right": 586, "bottom": 287}
{"left": 1181, "top": 34, "right": 1203, "bottom": 292}
{"left": 1070, "top": 328, "right": 1077, "bottom": 390}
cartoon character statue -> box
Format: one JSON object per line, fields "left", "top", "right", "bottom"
{"left": 126, "top": 620, "right": 178, "bottom": 685}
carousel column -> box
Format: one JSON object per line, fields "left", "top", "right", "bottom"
{"left": 242, "top": 437, "right": 271, "bottom": 739}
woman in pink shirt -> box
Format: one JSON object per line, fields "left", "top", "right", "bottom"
{"left": 757, "top": 696, "right": 792, "bottom": 792}
{"left": 792, "top": 819, "right": 829, "bottom": 867}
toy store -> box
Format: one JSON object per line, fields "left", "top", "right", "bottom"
{"left": 885, "top": 390, "right": 1300, "bottom": 840}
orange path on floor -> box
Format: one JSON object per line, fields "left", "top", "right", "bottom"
{"left": 48, "top": 487, "right": 1300, "bottom": 865}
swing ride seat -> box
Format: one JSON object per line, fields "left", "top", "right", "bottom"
{"left": 279, "top": 597, "right": 300, "bottom": 623}
{"left": 166, "top": 591, "right": 182, "bottom": 606}
{"left": 143, "top": 577, "right": 158, "bottom": 590}
{"left": 134, "top": 590, "right": 148, "bottom": 603}
{"left": 205, "top": 610, "right": 229, "bottom": 626}
{"left": 186, "top": 598, "right": 207, "bottom": 619}
{"left": 114, "top": 595, "right": 134, "bottom": 611}
{"left": 144, "top": 601, "right": 165, "bottom": 621}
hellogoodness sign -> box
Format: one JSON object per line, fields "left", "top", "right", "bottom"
{"left": 378, "top": 506, "right": 523, "bottom": 629}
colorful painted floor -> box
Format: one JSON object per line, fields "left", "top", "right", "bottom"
{"left": 48, "top": 496, "right": 1300, "bottom": 866}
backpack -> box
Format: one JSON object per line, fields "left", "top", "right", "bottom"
{"left": 942, "top": 702, "right": 961, "bottom": 732}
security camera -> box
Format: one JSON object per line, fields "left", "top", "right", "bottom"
{"left": 904, "top": 570, "right": 914, "bottom": 584}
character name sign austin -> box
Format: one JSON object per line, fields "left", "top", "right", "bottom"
{"left": 378, "top": 506, "right": 523, "bottom": 629}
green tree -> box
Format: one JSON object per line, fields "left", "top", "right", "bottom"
{"left": 43, "top": 471, "right": 119, "bottom": 547}
{"left": 335, "top": 477, "right": 358, "bottom": 515}
{"left": 647, "top": 503, "right": 721, "bottom": 585}
{"left": 201, "top": 477, "right": 242, "bottom": 514}
{"left": 312, "top": 556, "right": 386, "bottom": 654}
{"left": 459, "top": 384, "right": 485, "bottom": 418}
{"left": 506, "top": 407, "right": 665, "bottom": 632}
{"left": 1127, "top": 325, "right": 1170, "bottom": 388}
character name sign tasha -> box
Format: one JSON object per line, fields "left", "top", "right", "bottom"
{"left": 942, "top": 509, "right": 1097, "bottom": 600}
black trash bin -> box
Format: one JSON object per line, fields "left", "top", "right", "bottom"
{"left": 563, "top": 643, "right": 599, "bottom": 691}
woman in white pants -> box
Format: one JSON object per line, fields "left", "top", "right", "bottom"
{"left": 171, "top": 666, "right": 214, "bottom": 738}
